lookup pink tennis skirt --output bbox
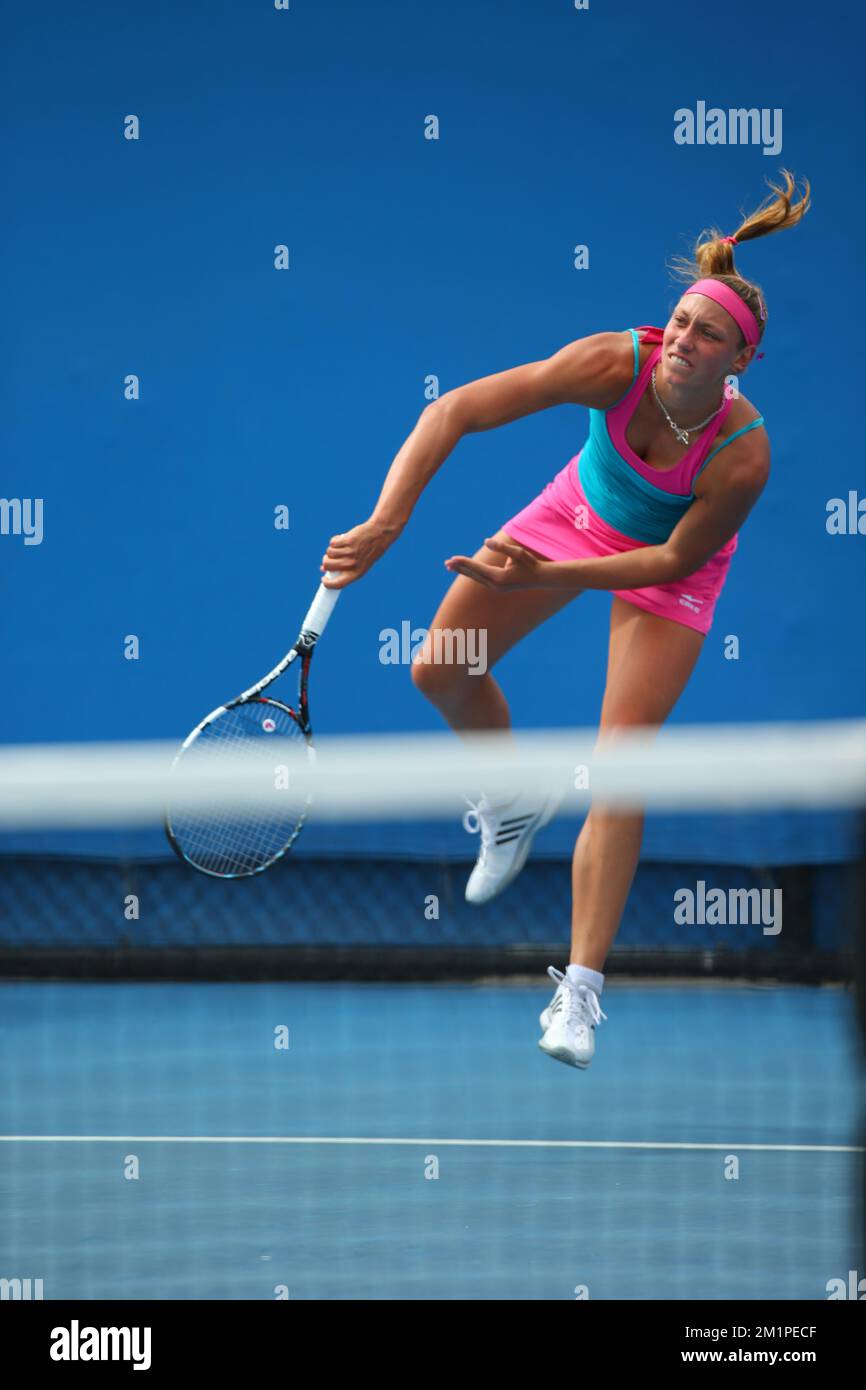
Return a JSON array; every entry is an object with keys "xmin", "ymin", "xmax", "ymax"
[{"xmin": 500, "ymin": 455, "xmax": 737, "ymax": 636}]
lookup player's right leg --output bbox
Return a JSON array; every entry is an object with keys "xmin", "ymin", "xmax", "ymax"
[{"xmin": 411, "ymin": 529, "xmax": 584, "ymax": 903}]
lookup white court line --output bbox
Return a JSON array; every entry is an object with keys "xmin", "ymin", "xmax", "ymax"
[{"xmin": 0, "ymin": 1136, "xmax": 861, "ymax": 1152}]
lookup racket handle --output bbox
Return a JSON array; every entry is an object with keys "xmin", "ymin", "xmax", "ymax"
[{"xmin": 300, "ymin": 573, "xmax": 341, "ymax": 641}]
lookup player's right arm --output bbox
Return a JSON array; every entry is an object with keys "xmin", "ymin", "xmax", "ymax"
[
  {"xmin": 321, "ymin": 332, "xmax": 631, "ymax": 588},
  {"xmin": 437, "ymin": 330, "xmax": 632, "ymax": 431}
]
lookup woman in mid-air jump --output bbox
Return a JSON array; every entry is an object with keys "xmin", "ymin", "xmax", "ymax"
[{"xmin": 322, "ymin": 169, "xmax": 810, "ymax": 1071}]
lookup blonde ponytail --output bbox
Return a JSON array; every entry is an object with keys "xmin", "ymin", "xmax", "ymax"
[{"xmin": 666, "ymin": 168, "xmax": 812, "ymax": 346}]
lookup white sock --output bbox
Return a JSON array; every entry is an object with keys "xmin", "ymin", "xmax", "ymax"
[{"xmin": 566, "ymin": 964, "xmax": 604, "ymax": 996}]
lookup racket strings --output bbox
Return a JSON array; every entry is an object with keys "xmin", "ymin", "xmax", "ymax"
[
  {"xmin": 172, "ymin": 763, "xmax": 305, "ymax": 872},
  {"xmin": 167, "ymin": 703, "xmax": 311, "ymax": 876}
]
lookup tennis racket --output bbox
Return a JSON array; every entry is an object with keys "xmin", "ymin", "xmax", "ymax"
[{"xmin": 165, "ymin": 575, "xmax": 341, "ymax": 877}]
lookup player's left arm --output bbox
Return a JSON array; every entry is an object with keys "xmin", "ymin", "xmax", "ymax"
[
  {"xmin": 662, "ymin": 427, "xmax": 770, "ymax": 583},
  {"xmin": 541, "ymin": 428, "xmax": 770, "ymax": 591},
  {"xmin": 445, "ymin": 428, "xmax": 770, "ymax": 592}
]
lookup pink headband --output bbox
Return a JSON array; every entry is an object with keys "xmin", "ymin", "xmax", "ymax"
[{"xmin": 684, "ymin": 278, "xmax": 765, "ymax": 351}]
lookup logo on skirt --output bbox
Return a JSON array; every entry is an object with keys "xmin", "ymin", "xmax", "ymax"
[{"xmin": 679, "ymin": 594, "xmax": 704, "ymax": 613}]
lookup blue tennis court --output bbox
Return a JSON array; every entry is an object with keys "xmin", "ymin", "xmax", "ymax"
[{"xmin": 2, "ymin": 978, "xmax": 860, "ymax": 1301}]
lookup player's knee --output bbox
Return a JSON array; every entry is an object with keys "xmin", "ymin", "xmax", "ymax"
[
  {"xmin": 410, "ymin": 653, "xmax": 449, "ymax": 700},
  {"xmin": 410, "ymin": 649, "xmax": 466, "ymax": 703}
]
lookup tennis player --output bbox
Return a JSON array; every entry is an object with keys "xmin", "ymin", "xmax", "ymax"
[{"xmin": 322, "ymin": 170, "xmax": 810, "ymax": 1070}]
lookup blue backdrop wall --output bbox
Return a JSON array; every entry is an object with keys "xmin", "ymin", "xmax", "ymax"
[{"xmin": 2, "ymin": 1, "xmax": 863, "ymax": 861}]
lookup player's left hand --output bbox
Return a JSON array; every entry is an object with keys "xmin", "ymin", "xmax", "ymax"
[{"xmin": 444, "ymin": 536, "xmax": 551, "ymax": 591}]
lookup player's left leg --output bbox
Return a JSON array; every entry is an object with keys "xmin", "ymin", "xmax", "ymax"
[
  {"xmin": 412, "ymin": 529, "xmax": 583, "ymax": 904},
  {"xmin": 539, "ymin": 597, "xmax": 705, "ymax": 1069}
]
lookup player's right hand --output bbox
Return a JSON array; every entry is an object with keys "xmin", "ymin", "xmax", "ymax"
[{"xmin": 321, "ymin": 518, "xmax": 400, "ymax": 588}]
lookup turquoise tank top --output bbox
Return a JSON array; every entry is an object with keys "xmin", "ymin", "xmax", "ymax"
[{"xmin": 576, "ymin": 327, "xmax": 765, "ymax": 545}]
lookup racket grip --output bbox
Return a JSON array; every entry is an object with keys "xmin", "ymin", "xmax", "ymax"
[{"xmin": 300, "ymin": 573, "xmax": 341, "ymax": 640}]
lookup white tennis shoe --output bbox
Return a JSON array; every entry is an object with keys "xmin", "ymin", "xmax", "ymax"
[
  {"xmin": 462, "ymin": 790, "xmax": 560, "ymax": 905},
  {"xmin": 538, "ymin": 967, "xmax": 607, "ymax": 1069}
]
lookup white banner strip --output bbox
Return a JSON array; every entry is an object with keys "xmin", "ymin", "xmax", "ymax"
[{"xmin": 0, "ymin": 720, "xmax": 864, "ymax": 827}]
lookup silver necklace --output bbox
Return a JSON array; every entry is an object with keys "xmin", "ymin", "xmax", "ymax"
[{"xmin": 650, "ymin": 366, "xmax": 724, "ymax": 445}]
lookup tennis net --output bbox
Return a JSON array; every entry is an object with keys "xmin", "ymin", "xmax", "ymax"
[
  {"xmin": 1, "ymin": 721, "xmax": 863, "ymax": 981},
  {"xmin": 0, "ymin": 720, "xmax": 864, "ymax": 1300}
]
